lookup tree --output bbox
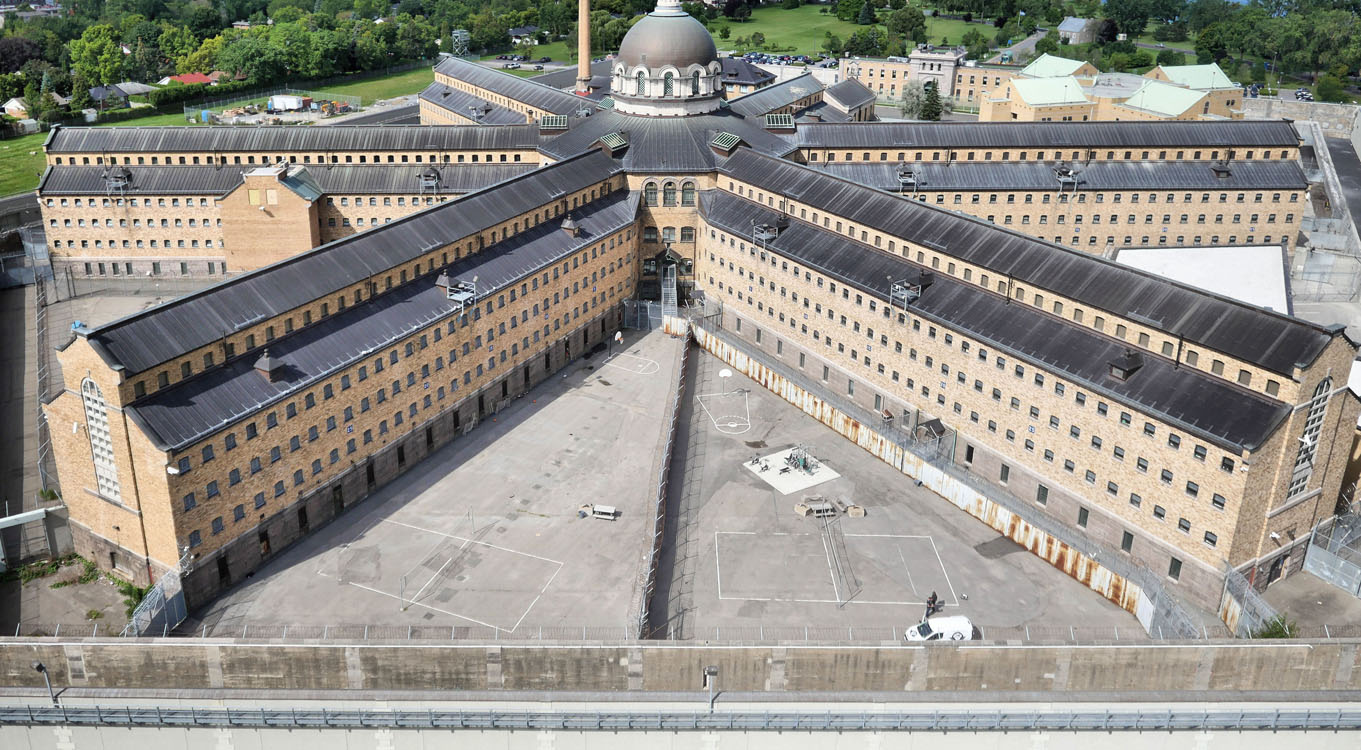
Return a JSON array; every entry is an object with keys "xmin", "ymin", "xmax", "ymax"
[
  {"xmin": 857, "ymin": 0, "xmax": 875, "ymax": 25},
  {"xmin": 898, "ymin": 78, "xmax": 927, "ymax": 118},
  {"xmin": 844, "ymin": 27, "xmax": 885, "ymax": 55},
  {"xmin": 886, "ymin": 7, "xmax": 928, "ymax": 45},
  {"xmin": 718, "ymin": 24, "xmax": 731, "ymax": 39},
  {"xmin": 69, "ymin": 24, "xmax": 125, "ymax": 87},
  {"xmin": 822, "ymin": 32, "xmax": 843, "ymax": 55},
  {"xmin": 1195, "ymin": 23, "xmax": 1228, "ymax": 64},
  {"xmin": 1316, "ymin": 74, "xmax": 1347, "ymax": 103},
  {"xmin": 1155, "ymin": 48, "xmax": 1185, "ymax": 66},
  {"xmin": 920, "ymin": 80, "xmax": 942, "ymax": 120},
  {"xmin": 780, "ymin": 0, "xmax": 801, "ymax": 8},
  {"xmin": 750, "ymin": 31, "xmax": 766, "ymax": 48},
  {"xmin": 0, "ymin": 36, "xmax": 42, "ymax": 74},
  {"xmin": 835, "ymin": 0, "xmax": 860, "ymax": 22},
  {"xmin": 183, "ymin": 5, "xmax": 224, "ymax": 40},
  {"xmin": 1104, "ymin": 0, "xmax": 1152, "ymax": 39}
]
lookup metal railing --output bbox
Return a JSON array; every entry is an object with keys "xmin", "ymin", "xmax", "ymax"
[
  {"xmin": 1305, "ymin": 513, "xmax": 1361, "ymax": 598},
  {"xmin": 686, "ymin": 302, "xmax": 1203, "ymax": 641},
  {"xmin": 3, "ymin": 705, "xmax": 1360, "ymax": 731},
  {"xmin": 1220, "ymin": 562, "xmax": 1280, "ymax": 637}
]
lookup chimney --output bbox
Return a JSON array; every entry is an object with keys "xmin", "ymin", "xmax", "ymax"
[
  {"xmin": 561, "ymin": 214, "xmax": 581, "ymax": 238},
  {"xmin": 576, "ymin": 0, "xmax": 591, "ymax": 94},
  {"xmin": 254, "ymin": 348, "xmax": 284, "ymax": 382}
]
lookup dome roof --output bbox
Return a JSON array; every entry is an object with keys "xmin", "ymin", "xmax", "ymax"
[{"xmin": 616, "ymin": 4, "xmax": 717, "ymax": 70}]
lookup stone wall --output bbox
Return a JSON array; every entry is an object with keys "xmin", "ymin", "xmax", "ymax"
[
  {"xmin": 1244, "ymin": 99, "xmax": 1361, "ymax": 140},
  {"xmin": 0, "ymin": 638, "xmax": 1358, "ymax": 694}
]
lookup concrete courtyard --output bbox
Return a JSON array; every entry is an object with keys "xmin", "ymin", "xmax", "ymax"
[
  {"xmin": 188, "ymin": 329, "xmax": 686, "ymax": 637},
  {"xmin": 651, "ymin": 349, "xmax": 1147, "ymax": 642}
]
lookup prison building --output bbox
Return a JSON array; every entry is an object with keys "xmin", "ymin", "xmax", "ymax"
[
  {"xmin": 812, "ymin": 158, "xmax": 1308, "ymax": 252},
  {"xmin": 425, "ymin": 56, "xmax": 585, "ymax": 125},
  {"xmin": 44, "ymin": 150, "xmax": 638, "ymax": 590},
  {"xmin": 39, "ymin": 162, "xmax": 539, "ymax": 276},
  {"xmin": 41, "ymin": 124, "xmax": 547, "ymax": 168},
  {"xmin": 699, "ymin": 148, "xmax": 1357, "ymax": 607}
]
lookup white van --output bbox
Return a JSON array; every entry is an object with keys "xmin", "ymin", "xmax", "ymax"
[{"xmin": 905, "ymin": 615, "xmax": 975, "ymax": 641}]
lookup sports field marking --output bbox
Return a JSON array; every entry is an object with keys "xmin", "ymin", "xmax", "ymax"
[
  {"xmin": 714, "ymin": 531, "xmax": 956, "ymax": 606},
  {"xmin": 319, "ymin": 517, "xmax": 564, "ymax": 632},
  {"xmin": 602, "ymin": 352, "xmax": 660, "ymax": 375},
  {"xmin": 696, "ymin": 389, "xmax": 752, "ymax": 434}
]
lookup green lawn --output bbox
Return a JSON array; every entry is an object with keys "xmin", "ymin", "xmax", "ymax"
[
  {"xmin": 319, "ymin": 66, "xmax": 435, "ymax": 105},
  {"xmin": 480, "ymin": 39, "xmax": 574, "ymax": 65},
  {"xmin": 0, "ymin": 132, "xmax": 50, "ymax": 195},
  {"xmin": 713, "ymin": 6, "xmax": 990, "ymax": 56}
]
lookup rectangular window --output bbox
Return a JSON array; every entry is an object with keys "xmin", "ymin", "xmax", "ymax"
[{"xmin": 1077, "ymin": 507, "xmax": 1089, "ymax": 528}]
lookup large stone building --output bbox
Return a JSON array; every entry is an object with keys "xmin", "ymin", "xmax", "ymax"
[{"xmin": 44, "ymin": 0, "xmax": 1355, "ymax": 615}]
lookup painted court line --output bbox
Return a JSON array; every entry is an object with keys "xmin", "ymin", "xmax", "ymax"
[
  {"xmin": 602, "ymin": 352, "xmax": 660, "ymax": 375},
  {"xmin": 696, "ymin": 389, "xmax": 751, "ymax": 434},
  {"xmin": 929, "ymin": 536, "xmax": 960, "ymax": 607},
  {"xmin": 381, "ymin": 518, "xmax": 565, "ymax": 565}
]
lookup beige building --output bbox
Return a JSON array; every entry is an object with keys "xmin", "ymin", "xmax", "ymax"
[
  {"xmin": 980, "ymin": 54, "xmax": 1244, "ymax": 123},
  {"xmin": 43, "ymin": 2, "xmax": 1350, "ymax": 617}
]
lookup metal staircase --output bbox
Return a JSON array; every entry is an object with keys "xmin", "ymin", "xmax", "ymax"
[{"xmin": 661, "ymin": 264, "xmax": 678, "ymax": 318}]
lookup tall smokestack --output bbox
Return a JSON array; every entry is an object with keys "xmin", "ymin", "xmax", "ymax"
[{"xmin": 576, "ymin": 0, "xmax": 591, "ymax": 94}]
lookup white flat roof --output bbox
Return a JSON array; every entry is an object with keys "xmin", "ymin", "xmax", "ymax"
[{"xmin": 1113, "ymin": 244, "xmax": 1291, "ymax": 314}]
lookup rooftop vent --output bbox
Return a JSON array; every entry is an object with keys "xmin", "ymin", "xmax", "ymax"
[
  {"xmin": 711, "ymin": 131, "xmax": 743, "ymax": 156},
  {"xmin": 1108, "ymin": 349, "xmax": 1143, "ymax": 381},
  {"xmin": 561, "ymin": 214, "xmax": 581, "ymax": 238},
  {"xmin": 539, "ymin": 114, "xmax": 569, "ymax": 131},
  {"xmin": 890, "ymin": 270, "xmax": 933, "ymax": 309},
  {"xmin": 897, "ymin": 164, "xmax": 920, "ymax": 191},
  {"xmin": 1210, "ymin": 160, "xmax": 1232, "ymax": 178},
  {"xmin": 597, "ymin": 131, "xmax": 629, "ymax": 156},
  {"xmin": 764, "ymin": 113, "xmax": 795, "ymax": 132},
  {"xmin": 254, "ymin": 348, "xmax": 284, "ymax": 382}
]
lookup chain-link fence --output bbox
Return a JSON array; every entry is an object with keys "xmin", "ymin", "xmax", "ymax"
[
  {"xmin": 685, "ymin": 299, "xmax": 1203, "ymax": 641},
  {"xmin": 1219, "ymin": 562, "xmax": 1281, "ymax": 637},
  {"xmin": 1304, "ymin": 513, "xmax": 1361, "ymax": 598}
]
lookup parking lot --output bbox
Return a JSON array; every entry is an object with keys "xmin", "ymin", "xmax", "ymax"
[
  {"xmin": 189, "ymin": 330, "xmax": 685, "ymax": 637},
  {"xmin": 653, "ymin": 348, "xmax": 1147, "ymax": 641}
]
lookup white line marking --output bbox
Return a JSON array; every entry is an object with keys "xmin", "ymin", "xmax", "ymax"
[
  {"xmin": 407, "ymin": 552, "xmax": 460, "ymax": 608},
  {"xmin": 381, "ymin": 518, "xmax": 563, "ymax": 565},
  {"xmin": 602, "ymin": 352, "xmax": 660, "ymax": 375},
  {"xmin": 820, "ymin": 531, "xmax": 840, "ymax": 603},
  {"xmin": 929, "ymin": 536, "xmax": 960, "ymax": 607},
  {"xmin": 696, "ymin": 390, "xmax": 751, "ymax": 435},
  {"xmin": 714, "ymin": 530, "xmax": 724, "ymax": 600},
  {"xmin": 510, "ymin": 561, "xmax": 564, "ymax": 634},
  {"xmin": 898, "ymin": 545, "xmax": 917, "ymax": 598},
  {"xmin": 314, "ymin": 573, "xmax": 505, "ymax": 631}
]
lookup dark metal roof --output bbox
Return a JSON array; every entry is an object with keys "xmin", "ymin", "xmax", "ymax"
[
  {"xmin": 720, "ymin": 57, "xmax": 776, "ymax": 87},
  {"xmin": 718, "ymin": 148, "xmax": 1335, "ymax": 376},
  {"xmin": 701, "ymin": 189, "xmax": 1290, "ymax": 451},
  {"xmin": 529, "ymin": 60, "xmax": 614, "ymax": 90},
  {"xmin": 84, "ymin": 150, "xmax": 624, "ymax": 375},
  {"xmin": 45, "ymin": 123, "xmax": 545, "ymax": 154},
  {"xmin": 824, "ymin": 79, "xmax": 875, "ymax": 110},
  {"xmin": 813, "ymin": 159, "xmax": 1309, "ymax": 192},
  {"xmin": 433, "ymin": 57, "xmax": 584, "ymax": 116},
  {"xmin": 727, "ymin": 74, "xmax": 825, "ymax": 118},
  {"xmin": 539, "ymin": 109, "xmax": 797, "ymax": 173},
  {"xmin": 418, "ymin": 82, "xmax": 527, "ymax": 126},
  {"xmin": 127, "ymin": 191, "xmax": 640, "ymax": 451},
  {"xmin": 37, "ymin": 163, "xmax": 538, "ymax": 197},
  {"xmin": 790, "ymin": 120, "xmax": 1302, "ymax": 150}
]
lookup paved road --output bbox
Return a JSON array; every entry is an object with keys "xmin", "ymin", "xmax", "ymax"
[{"xmin": 987, "ymin": 30, "xmax": 1044, "ymax": 64}]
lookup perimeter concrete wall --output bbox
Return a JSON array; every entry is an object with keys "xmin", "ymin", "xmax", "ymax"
[
  {"xmin": 1244, "ymin": 99, "xmax": 1360, "ymax": 140},
  {"xmin": 0, "ymin": 639, "xmax": 1358, "ymax": 694}
]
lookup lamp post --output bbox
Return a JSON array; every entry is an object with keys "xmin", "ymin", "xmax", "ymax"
[
  {"xmin": 32, "ymin": 662, "xmax": 56, "ymax": 705},
  {"xmin": 703, "ymin": 665, "xmax": 719, "ymax": 713}
]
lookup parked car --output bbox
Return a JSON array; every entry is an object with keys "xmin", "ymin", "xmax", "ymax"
[
  {"xmin": 1296, "ymin": 88, "xmax": 1314, "ymax": 101},
  {"xmin": 533, "ymin": 64, "xmax": 544, "ymax": 70},
  {"xmin": 540, "ymin": 56, "xmax": 552, "ymax": 62},
  {"xmin": 905, "ymin": 615, "xmax": 975, "ymax": 641}
]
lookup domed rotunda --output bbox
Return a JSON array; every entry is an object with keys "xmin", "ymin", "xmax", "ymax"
[{"xmin": 611, "ymin": 0, "xmax": 724, "ymax": 116}]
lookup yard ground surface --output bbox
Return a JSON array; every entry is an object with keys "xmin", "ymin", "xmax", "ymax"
[
  {"xmin": 650, "ymin": 348, "xmax": 1147, "ymax": 642},
  {"xmin": 186, "ymin": 330, "xmax": 684, "ymax": 638}
]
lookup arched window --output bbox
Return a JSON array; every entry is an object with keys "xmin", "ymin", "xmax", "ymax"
[
  {"xmin": 663, "ymin": 182, "xmax": 677, "ymax": 206},
  {"xmin": 644, "ymin": 182, "xmax": 658, "ymax": 206},
  {"xmin": 81, "ymin": 378, "xmax": 120, "ymax": 501},
  {"xmin": 636, "ymin": 71, "xmax": 646, "ymax": 95},
  {"xmin": 663, "ymin": 72, "xmax": 675, "ymax": 96},
  {"xmin": 681, "ymin": 181, "xmax": 696, "ymax": 206},
  {"xmin": 691, "ymin": 71, "xmax": 701, "ymax": 95}
]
